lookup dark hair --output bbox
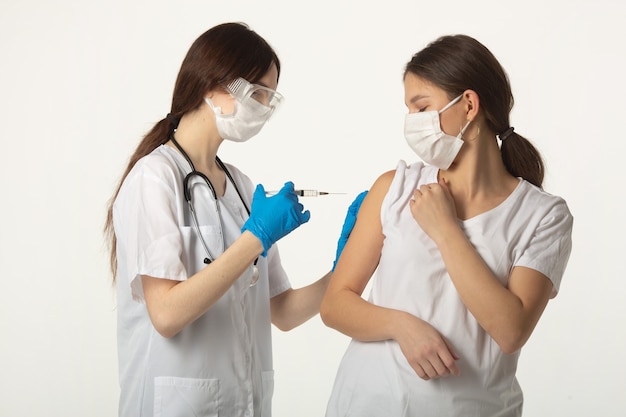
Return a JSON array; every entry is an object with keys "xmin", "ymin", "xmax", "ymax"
[
  {"xmin": 404, "ymin": 34, "xmax": 544, "ymax": 187},
  {"xmin": 104, "ymin": 22, "xmax": 281, "ymax": 282}
]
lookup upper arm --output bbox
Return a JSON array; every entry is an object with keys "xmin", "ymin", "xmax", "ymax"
[
  {"xmin": 142, "ymin": 275, "xmax": 179, "ymax": 305},
  {"xmin": 141, "ymin": 275, "xmax": 182, "ymax": 337},
  {"xmin": 507, "ymin": 266, "xmax": 554, "ymax": 341},
  {"xmin": 327, "ymin": 170, "xmax": 395, "ymax": 296}
]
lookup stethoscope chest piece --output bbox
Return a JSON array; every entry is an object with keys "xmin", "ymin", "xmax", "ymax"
[{"xmin": 250, "ymin": 265, "xmax": 259, "ymax": 287}]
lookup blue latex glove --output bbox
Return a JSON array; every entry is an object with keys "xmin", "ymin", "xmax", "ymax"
[
  {"xmin": 242, "ymin": 181, "xmax": 311, "ymax": 256},
  {"xmin": 332, "ymin": 190, "xmax": 368, "ymax": 271}
]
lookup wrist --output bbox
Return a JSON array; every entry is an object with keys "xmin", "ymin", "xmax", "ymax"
[{"xmin": 240, "ymin": 230, "xmax": 268, "ymax": 257}]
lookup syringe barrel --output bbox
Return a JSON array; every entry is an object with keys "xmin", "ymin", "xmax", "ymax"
[{"xmin": 296, "ymin": 189, "xmax": 319, "ymax": 197}]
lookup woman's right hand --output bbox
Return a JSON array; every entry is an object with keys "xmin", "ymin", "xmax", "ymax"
[
  {"xmin": 241, "ymin": 181, "xmax": 310, "ymax": 256},
  {"xmin": 395, "ymin": 313, "xmax": 461, "ymax": 380}
]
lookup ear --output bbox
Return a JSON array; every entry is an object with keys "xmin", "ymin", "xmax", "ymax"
[{"xmin": 462, "ymin": 90, "xmax": 480, "ymax": 122}]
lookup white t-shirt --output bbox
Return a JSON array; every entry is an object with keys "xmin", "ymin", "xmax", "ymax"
[
  {"xmin": 113, "ymin": 145, "xmax": 291, "ymax": 417},
  {"xmin": 326, "ymin": 160, "xmax": 573, "ymax": 417}
]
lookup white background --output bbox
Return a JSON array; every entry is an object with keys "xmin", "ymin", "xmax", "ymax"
[{"xmin": 1, "ymin": 0, "xmax": 624, "ymax": 416}]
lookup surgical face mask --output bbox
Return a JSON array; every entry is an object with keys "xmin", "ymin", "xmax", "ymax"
[
  {"xmin": 205, "ymin": 77, "xmax": 284, "ymax": 143},
  {"xmin": 404, "ymin": 94, "xmax": 470, "ymax": 170}
]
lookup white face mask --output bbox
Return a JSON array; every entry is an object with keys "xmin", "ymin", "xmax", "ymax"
[
  {"xmin": 204, "ymin": 77, "xmax": 283, "ymax": 143},
  {"xmin": 205, "ymin": 96, "xmax": 272, "ymax": 143},
  {"xmin": 404, "ymin": 94, "xmax": 470, "ymax": 170}
]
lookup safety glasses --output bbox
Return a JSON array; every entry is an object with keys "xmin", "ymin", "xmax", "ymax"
[{"xmin": 226, "ymin": 77, "xmax": 284, "ymax": 116}]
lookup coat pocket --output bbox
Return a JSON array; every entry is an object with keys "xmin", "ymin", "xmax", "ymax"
[{"xmin": 154, "ymin": 376, "xmax": 219, "ymax": 417}]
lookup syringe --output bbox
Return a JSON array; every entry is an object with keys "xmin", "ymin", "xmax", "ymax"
[{"xmin": 266, "ymin": 189, "xmax": 345, "ymax": 197}]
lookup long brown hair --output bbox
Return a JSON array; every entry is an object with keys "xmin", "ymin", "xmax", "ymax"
[
  {"xmin": 104, "ymin": 22, "xmax": 281, "ymax": 282},
  {"xmin": 404, "ymin": 34, "xmax": 544, "ymax": 187}
]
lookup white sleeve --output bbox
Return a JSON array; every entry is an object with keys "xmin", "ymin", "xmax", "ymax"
[
  {"xmin": 516, "ymin": 199, "xmax": 573, "ymax": 297},
  {"xmin": 114, "ymin": 158, "xmax": 188, "ymax": 301}
]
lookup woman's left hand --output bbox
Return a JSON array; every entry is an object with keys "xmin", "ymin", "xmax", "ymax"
[{"xmin": 409, "ymin": 178, "xmax": 458, "ymax": 243}]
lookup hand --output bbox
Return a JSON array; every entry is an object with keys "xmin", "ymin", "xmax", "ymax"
[
  {"xmin": 332, "ymin": 191, "xmax": 368, "ymax": 271},
  {"xmin": 409, "ymin": 178, "xmax": 458, "ymax": 243},
  {"xmin": 396, "ymin": 314, "xmax": 461, "ymax": 380},
  {"xmin": 242, "ymin": 181, "xmax": 310, "ymax": 256}
]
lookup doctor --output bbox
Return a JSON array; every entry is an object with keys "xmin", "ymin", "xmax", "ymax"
[{"xmin": 104, "ymin": 22, "xmax": 360, "ymax": 417}]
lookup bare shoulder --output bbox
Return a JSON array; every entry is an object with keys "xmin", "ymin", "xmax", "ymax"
[
  {"xmin": 368, "ymin": 169, "xmax": 396, "ymax": 199},
  {"xmin": 354, "ymin": 169, "xmax": 396, "ymax": 233}
]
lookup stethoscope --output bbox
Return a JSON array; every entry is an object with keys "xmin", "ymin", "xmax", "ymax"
[{"xmin": 170, "ymin": 133, "xmax": 260, "ymax": 286}]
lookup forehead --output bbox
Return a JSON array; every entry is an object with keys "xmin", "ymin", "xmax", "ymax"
[{"xmin": 404, "ymin": 73, "xmax": 443, "ymax": 100}]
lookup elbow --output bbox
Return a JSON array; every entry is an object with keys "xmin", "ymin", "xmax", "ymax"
[
  {"xmin": 155, "ymin": 326, "xmax": 180, "ymax": 339},
  {"xmin": 494, "ymin": 330, "xmax": 529, "ymax": 355},
  {"xmin": 319, "ymin": 296, "xmax": 336, "ymax": 329},
  {"xmin": 149, "ymin": 313, "xmax": 182, "ymax": 339},
  {"xmin": 497, "ymin": 340, "xmax": 522, "ymax": 355},
  {"xmin": 272, "ymin": 318, "xmax": 297, "ymax": 332}
]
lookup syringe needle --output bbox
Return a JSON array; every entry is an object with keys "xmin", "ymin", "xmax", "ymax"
[{"xmin": 265, "ymin": 189, "xmax": 345, "ymax": 197}]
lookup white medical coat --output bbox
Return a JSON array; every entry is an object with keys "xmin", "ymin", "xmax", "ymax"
[
  {"xmin": 113, "ymin": 145, "xmax": 291, "ymax": 417},
  {"xmin": 326, "ymin": 161, "xmax": 573, "ymax": 417}
]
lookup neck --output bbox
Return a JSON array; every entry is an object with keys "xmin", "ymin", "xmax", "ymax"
[
  {"xmin": 439, "ymin": 133, "xmax": 516, "ymax": 200},
  {"xmin": 168, "ymin": 110, "xmax": 222, "ymax": 172}
]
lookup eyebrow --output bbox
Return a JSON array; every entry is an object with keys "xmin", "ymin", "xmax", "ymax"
[{"xmin": 407, "ymin": 94, "xmax": 430, "ymax": 105}]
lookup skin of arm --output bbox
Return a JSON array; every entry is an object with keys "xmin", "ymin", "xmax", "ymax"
[
  {"xmin": 410, "ymin": 179, "xmax": 554, "ymax": 354},
  {"xmin": 142, "ymin": 230, "xmax": 264, "ymax": 339},
  {"xmin": 321, "ymin": 171, "xmax": 460, "ymax": 380},
  {"xmin": 143, "ymin": 230, "xmax": 333, "ymax": 337},
  {"xmin": 270, "ymin": 271, "xmax": 331, "ymax": 331}
]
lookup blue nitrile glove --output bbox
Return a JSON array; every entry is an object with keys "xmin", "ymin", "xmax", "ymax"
[
  {"xmin": 242, "ymin": 181, "xmax": 311, "ymax": 256},
  {"xmin": 332, "ymin": 190, "xmax": 368, "ymax": 271}
]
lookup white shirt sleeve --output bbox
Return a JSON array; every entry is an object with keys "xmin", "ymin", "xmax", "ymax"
[
  {"xmin": 114, "ymin": 156, "xmax": 188, "ymax": 301},
  {"xmin": 516, "ymin": 199, "xmax": 573, "ymax": 297}
]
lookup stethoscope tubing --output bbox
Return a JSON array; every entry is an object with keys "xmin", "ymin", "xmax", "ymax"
[{"xmin": 169, "ymin": 134, "xmax": 256, "ymax": 271}]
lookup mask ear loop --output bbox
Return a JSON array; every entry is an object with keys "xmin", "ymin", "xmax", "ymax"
[
  {"xmin": 460, "ymin": 121, "xmax": 480, "ymax": 142},
  {"xmin": 438, "ymin": 94, "xmax": 463, "ymax": 114}
]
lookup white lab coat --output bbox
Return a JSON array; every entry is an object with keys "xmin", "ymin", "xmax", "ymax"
[
  {"xmin": 326, "ymin": 160, "xmax": 573, "ymax": 417},
  {"xmin": 113, "ymin": 145, "xmax": 291, "ymax": 417}
]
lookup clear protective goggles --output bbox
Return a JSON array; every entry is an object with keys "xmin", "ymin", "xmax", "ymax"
[{"xmin": 226, "ymin": 77, "xmax": 284, "ymax": 116}]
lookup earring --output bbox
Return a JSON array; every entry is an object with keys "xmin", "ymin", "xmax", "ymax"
[{"xmin": 464, "ymin": 125, "xmax": 480, "ymax": 142}]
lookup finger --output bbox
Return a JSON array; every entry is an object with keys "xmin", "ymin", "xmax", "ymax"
[
  {"xmin": 411, "ymin": 363, "xmax": 430, "ymax": 381},
  {"xmin": 419, "ymin": 350, "xmax": 453, "ymax": 379},
  {"xmin": 253, "ymin": 184, "xmax": 266, "ymax": 200},
  {"xmin": 349, "ymin": 190, "xmax": 368, "ymax": 213},
  {"xmin": 420, "ymin": 360, "xmax": 440, "ymax": 379},
  {"xmin": 444, "ymin": 339, "xmax": 460, "ymax": 360},
  {"xmin": 427, "ymin": 355, "xmax": 453, "ymax": 378},
  {"xmin": 442, "ymin": 341, "xmax": 461, "ymax": 376},
  {"xmin": 280, "ymin": 181, "xmax": 295, "ymax": 195}
]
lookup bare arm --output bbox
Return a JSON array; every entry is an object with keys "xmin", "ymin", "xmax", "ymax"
[
  {"xmin": 270, "ymin": 271, "xmax": 332, "ymax": 331},
  {"xmin": 321, "ymin": 171, "xmax": 460, "ymax": 379},
  {"xmin": 411, "ymin": 180, "xmax": 553, "ymax": 354},
  {"xmin": 320, "ymin": 171, "xmax": 395, "ymax": 340},
  {"xmin": 142, "ymin": 231, "xmax": 264, "ymax": 338},
  {"xmin": 434, "ymin": 226, "xmax": 551, "ymax": 354}
]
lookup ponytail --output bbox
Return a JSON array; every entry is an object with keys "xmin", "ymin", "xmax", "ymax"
[
  {"xmin": 499, "ymin": 129, "xmax": 544, "ymax": 188},
  {"xmin": 103, "ymin": 115, "xmax": 178, "ymax": 283}
]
